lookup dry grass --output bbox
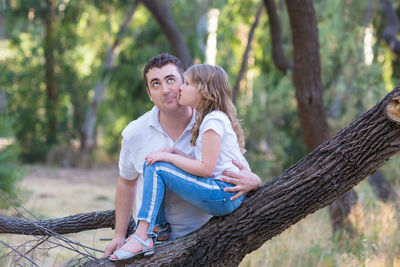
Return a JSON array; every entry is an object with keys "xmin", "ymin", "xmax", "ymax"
[
  {"xmin": 1, "ymin": 164, "xmax": 118, "ymax": 266},
  {"xmin": 240, "ymin": 182, "xmax": 400, "ymax": 267}
]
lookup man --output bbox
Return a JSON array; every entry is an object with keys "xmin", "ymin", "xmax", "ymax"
[{"xmin": 105, "ymin": 53, "xmax": 261, "ymax": 257}]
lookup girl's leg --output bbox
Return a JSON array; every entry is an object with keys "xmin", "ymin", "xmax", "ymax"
[
  {"xmin": 110, "ymin": 163, "xmax": 165, "ymax": 259},
  {"xmin": 150, "ymin": 162, "xmax": 244, "ymax": 216}
]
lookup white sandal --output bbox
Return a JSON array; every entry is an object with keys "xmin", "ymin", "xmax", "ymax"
[{"xmin": 109, "ymin": 234, "xmax": 154, "ymax": 261}]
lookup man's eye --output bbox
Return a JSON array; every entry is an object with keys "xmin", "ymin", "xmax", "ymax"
[
  {"xmin": 167, "ymin": 78, "xmax": 175, "ymax": 83},
  {"xmin": 152, "ymin": 82, "xmax": 160, "ymax": 87}
]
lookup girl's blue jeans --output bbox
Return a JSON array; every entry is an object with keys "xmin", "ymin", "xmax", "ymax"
[{"xmin": 136, "ymin": 161, "xmax": 244, "ymax": 236}]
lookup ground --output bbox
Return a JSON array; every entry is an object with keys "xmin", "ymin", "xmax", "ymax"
[{"xmin": 1, "ymin": 164, "xmax": 118, "ymax": 266}]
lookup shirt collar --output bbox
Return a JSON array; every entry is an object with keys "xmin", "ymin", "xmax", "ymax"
[
  {"xmin": 149, "ymin": 105, "xmax": 196, "ymax": 134},
  {"xmin": 149, "ymin": 105, "xmax": 162, "ymax": 130}
]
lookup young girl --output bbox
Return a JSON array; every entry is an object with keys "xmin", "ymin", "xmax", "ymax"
[{"xmin": 110, "ymin": 64, "xmax": 250, "ymax": 261}]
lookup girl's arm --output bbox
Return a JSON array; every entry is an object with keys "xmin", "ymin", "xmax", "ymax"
[
  {"xmin": 159, "ymin": 147, "xmax": 195, "ymax": 160},
  {"xmin": 145, "ymin": 129, "xmax": 221, "ymax": 177}
]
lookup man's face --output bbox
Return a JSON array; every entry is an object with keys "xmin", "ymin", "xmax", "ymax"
[{"xmin": 146, "ymin": 64, "xmax": 183, "ymax": 113}]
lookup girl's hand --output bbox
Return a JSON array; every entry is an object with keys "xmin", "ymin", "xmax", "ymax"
[{"xmin": 145, "ymin": 151, "xmax": 172, "ymax": 165}]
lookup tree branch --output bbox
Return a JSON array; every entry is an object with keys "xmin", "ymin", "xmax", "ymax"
[
  {"xmin": 263, "ymin": 0, "xmax": 292, "ymax": 73},
  {"xmin": 141, "ymin": 0, "xmax": 192, "ymax": 68},
  {"xmin": 232, "ymin": 3, "xmax": 263, "ymax": 104},
  {"xmin": 0, "ymin": 210, "xmax": 135, "ymax": 236}
]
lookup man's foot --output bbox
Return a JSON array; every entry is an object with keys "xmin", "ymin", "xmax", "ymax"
[
  {"xmin": 154, "ymin": 223, "xmax": 171, "ymax": 242},
  {"xmin": 109, "ymin": 233, "xmax": 154, "ymax": 261}
]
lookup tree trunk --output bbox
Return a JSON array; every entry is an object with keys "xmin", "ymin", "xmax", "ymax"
[
  {"xmin": 368, "ymin": 170, "xmax": 399, "ymax": 203},
  {"xmin": 285, "ymin": 0, "xmax": 358, "ymax": 237},
  {"xmin": 381, "ymin": 0, "xmax": 400, "ymax": 55},
  {"xmin": 80, "ymin": 2, "xmax": 137, "ymax": 164},
  {"xmin": 263, "ymin": 0, "xmax": 292, "ymax": 73},
  {"xmin": 141, "ymin": 0, "xmax": 192, "ymax": 68},
  {"xmin": 232, "ymin": 4, "xmax": 263, "ymax": 104},
  {"xmin": 2, "ymin": 88, "xmax": 400, "ymax": 266},
  {"xmin": 285, "ymin": 0, "xmax": 331, "ymax": 151},
  {"xmin": 44, "ymin": 0, "xmax": 58, "ymax": 145}
]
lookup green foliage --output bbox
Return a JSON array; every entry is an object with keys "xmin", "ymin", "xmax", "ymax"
[{"xmin": 0, "ymin": 116, "xmax": 22, "ymax": 208}]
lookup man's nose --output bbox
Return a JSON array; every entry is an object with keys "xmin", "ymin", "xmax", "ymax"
[{"xmin": 161, "ymin": 82, "xmax": 171, "ymax": 94}]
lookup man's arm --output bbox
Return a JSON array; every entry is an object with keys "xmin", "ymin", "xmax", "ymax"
[
  {"xmin": 220, "ymin": 160, "xmax": 262, "ymax": 201},
  {"xmin": 104, "ymin": 176, "xmax": 137, "ymax": 257}
]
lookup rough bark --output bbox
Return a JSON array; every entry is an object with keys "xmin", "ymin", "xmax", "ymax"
[
  {"xmin": 141, "ymin": 0, "xmax": 192, "ymax": 68},
  {"xmin": 381, "ymin": 0, "xmax": 400, "ymax": 55},
  {"xmin": 0, "ymin": 210, "xmax": 135, "ymax": 236},
  {"xmin": 44, "ymin": 0, "xmax": 57, "ymax": 145},
  {"xmin": 80, "ymin": 2, "xmax": 137, "ymax": 160},
  {"xmin": 3, "ymin": 88, "xmax": 400, "ymax": 266},
  {"xmin": 263, "ymin": 0, "xmax": 292, "ymax": 73},
  {"xmin": 232, "ymin": 4, "xmax": 263, "ymax": 104}
]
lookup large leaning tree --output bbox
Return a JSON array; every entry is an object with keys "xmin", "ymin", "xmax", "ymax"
[{"xmin": 1, "ymin": 87, "xmax": 400, "ymax": 266}]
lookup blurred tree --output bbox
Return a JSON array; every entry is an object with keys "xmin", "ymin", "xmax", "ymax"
[
  {"xmin": 285, "ymin": 0, "xmax": 358, "ymax": 237},
  {"xmin": 80, "ymin": 1, "xmax": 138, "ymax": 165},
  {"xmin": 141, "ymin": 0, "xmax": 192, "ymax": 68},
  {"xmin": 263, "ymin": 0, "xmax": 292, "ymax": 73},
  {"xmin": 44, "ymin": 0, "xmax": 57, "ymax": 146},
  {"xmin": 232, "ymin": 2, "xmax": 263, "ymax": 104}
]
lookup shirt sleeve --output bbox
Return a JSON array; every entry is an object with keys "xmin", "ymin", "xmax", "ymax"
[
  {"xmin": 200, "ymin": 113, "xmax": 226, "ymax": 138},
  {"xmin": 118, "ymin": 138, "xmax": 139, "ymax": 180}
]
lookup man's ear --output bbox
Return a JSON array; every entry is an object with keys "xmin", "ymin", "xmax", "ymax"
[{"xmin": 146, "ymin": 87, "xmax": 153, "ymax": 102}]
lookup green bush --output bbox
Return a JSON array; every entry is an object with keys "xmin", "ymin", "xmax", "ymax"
[{"xmin": 0, "ymin": 116, "xmax": 22, "ymax": 208}]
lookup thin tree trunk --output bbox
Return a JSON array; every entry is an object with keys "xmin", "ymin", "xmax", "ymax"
[
  {"xmin": 285, "ymin": 0, "xmax": 358, "ymax": 237},
  {"xmin": 2, "ymin": 88, "xmax": 400, "ymax": 266},
  {"xmin": 44, "ymin": 0, "xmax": 57, "ymax": 145},
  {"xmin": 80, "ymin": 2, "xmax": 137, "ymax": 161},
  {"xmin": 381, "ymin": 0, "xmax": 400, "ymax": 55},
  {"xmin": 232, "ymin": 4, "xmax": 263, "ymax": 105},
  {"xmin": 368, "ymin": 170, "xmax": 399, "ymax": 203},
  {"xmin": 263, "ymin": 0, "xmax": 292, "ymax": 73},
  {"xmin": 141, "ymin": 0, "xmax": 192, "ymax": 68}
]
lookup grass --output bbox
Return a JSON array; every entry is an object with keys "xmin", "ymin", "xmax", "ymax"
[
  {"xmin": 1, "ymin": 164, "xmax": 400, "ymax": 266},
  {"xmin": 240, "ymin": 181, "xmax": 400, "ymax": 267}
]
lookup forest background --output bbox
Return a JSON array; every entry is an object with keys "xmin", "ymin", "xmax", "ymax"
[{"xmin": 1, "ymin": 0, "xmax": 400, "ymax": 266}]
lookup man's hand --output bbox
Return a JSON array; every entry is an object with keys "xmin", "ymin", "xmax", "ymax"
[
  {"xmin": 220, "ymin": 160, "xmax": 262, "ymax": 201},
  {"xmin": 104, "ymin": 235, "xmax": 126, "ymax": 257}
]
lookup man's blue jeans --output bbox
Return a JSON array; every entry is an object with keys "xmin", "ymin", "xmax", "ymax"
[{"xmin": 137, "ymin": 162, "xmax": 244, "ymax": 235}]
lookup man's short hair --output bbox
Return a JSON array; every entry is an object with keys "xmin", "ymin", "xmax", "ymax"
[{"xmin": 143, "ymin": 53, "xmax": 185, "ymax": 86}]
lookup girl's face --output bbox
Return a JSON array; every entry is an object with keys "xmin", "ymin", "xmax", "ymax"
[{"xmin": 179, "ymin": 74, "xmax": 200, "ymax": 108}]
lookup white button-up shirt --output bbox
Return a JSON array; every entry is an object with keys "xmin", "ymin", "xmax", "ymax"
[{"xmin": 119, "ymin": 106, "xmax": 211, "ymax": 239}]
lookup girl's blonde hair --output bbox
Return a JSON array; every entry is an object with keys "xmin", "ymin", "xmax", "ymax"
[{"xmin": 185, "ymin": 64, "xmax": 246, "ymax": 154}]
